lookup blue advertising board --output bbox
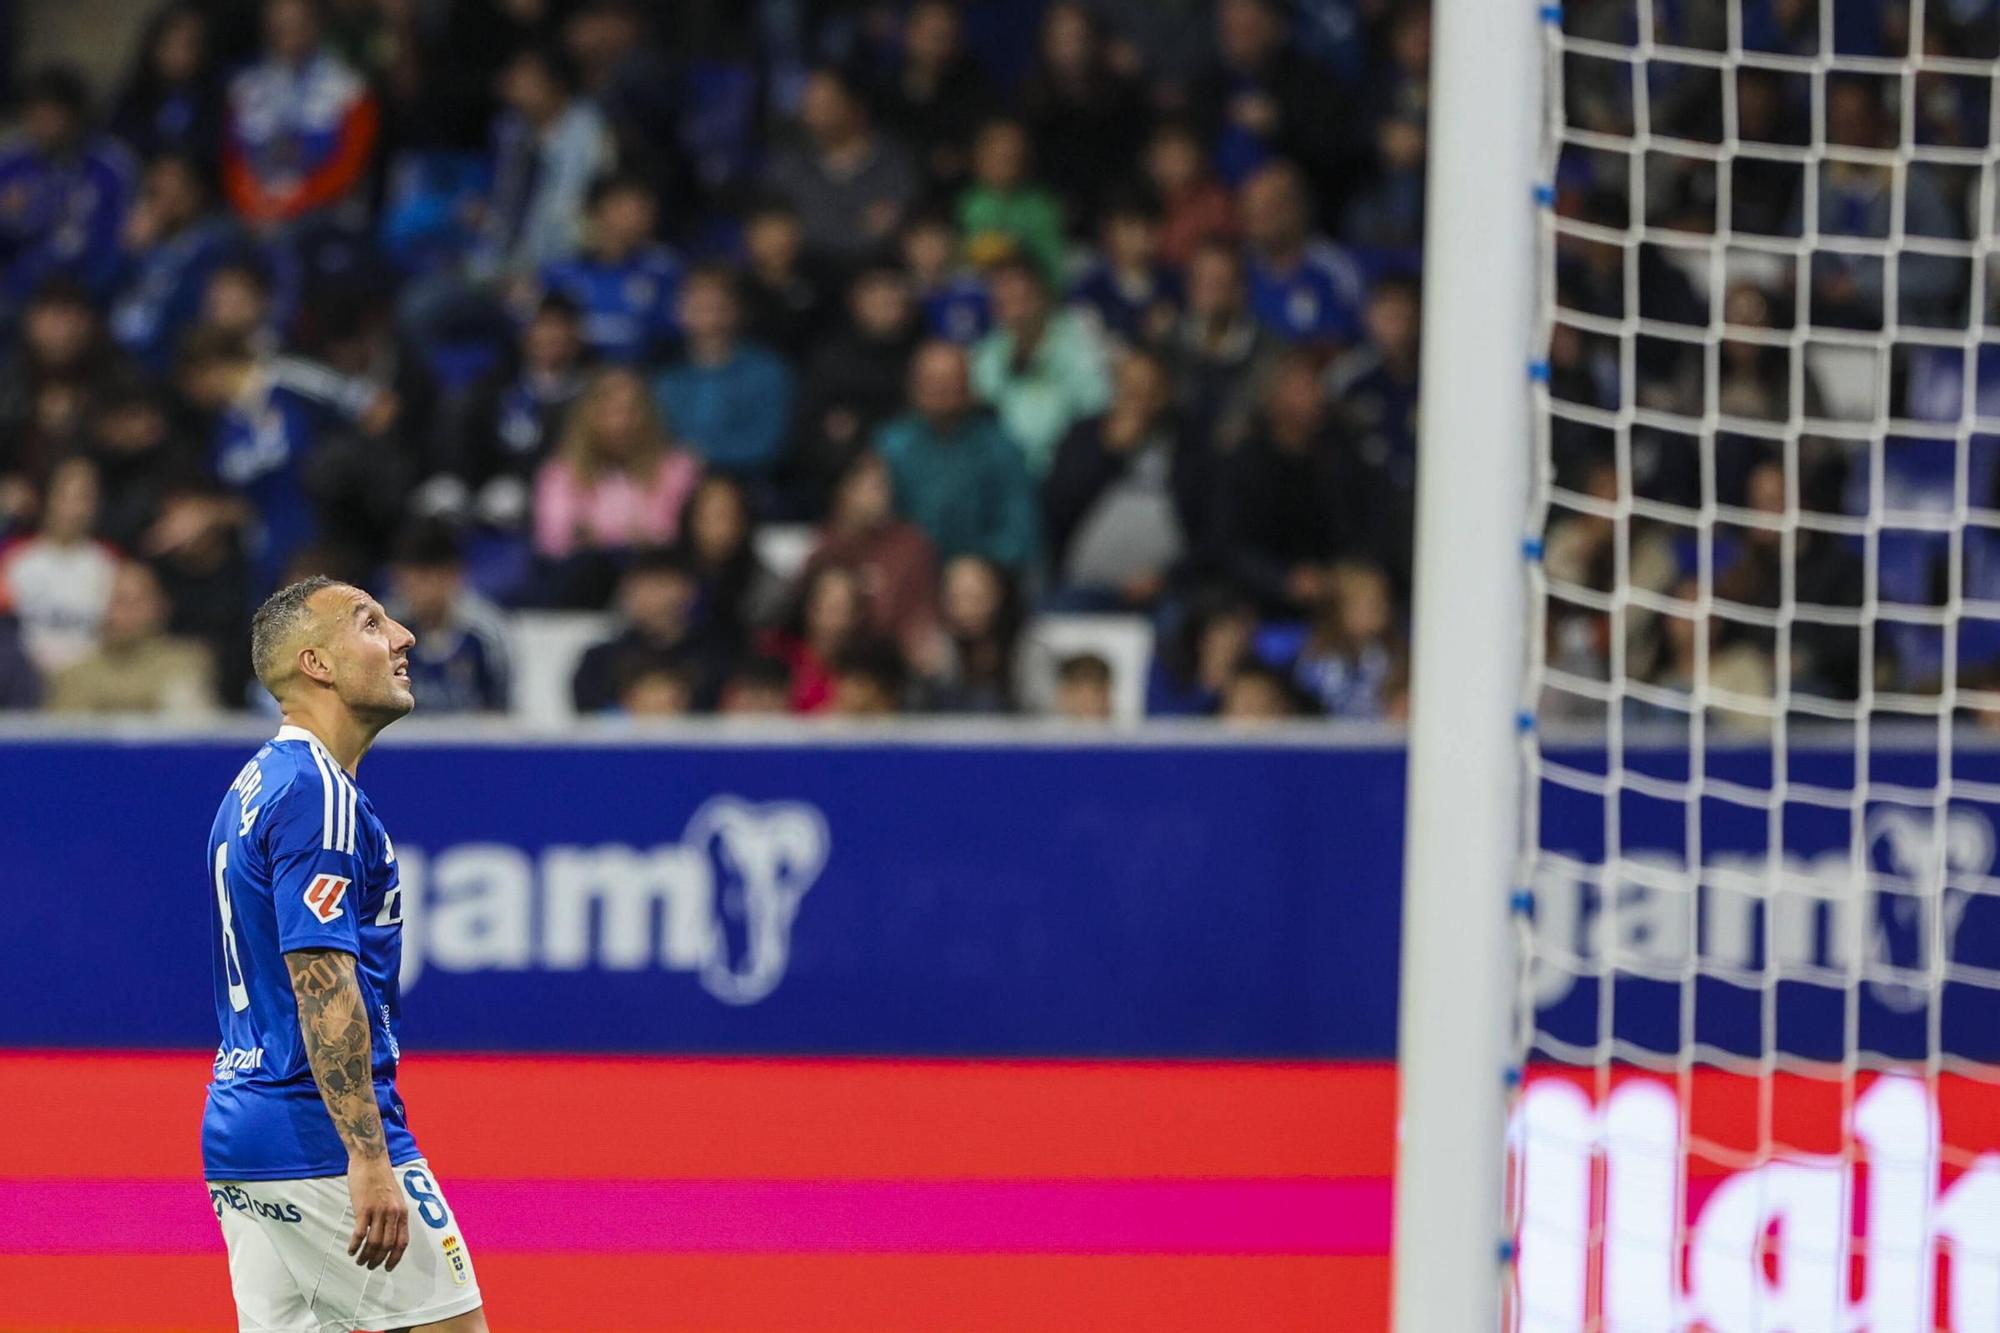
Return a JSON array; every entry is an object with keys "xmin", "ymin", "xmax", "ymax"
[
  {"xmin": 0, "ymin": 734, "xmax": 1403, "ymax": 1058},
  {"xmin": 11, "ymin": 731, "xmax": 1993, "ymax": 1061}
]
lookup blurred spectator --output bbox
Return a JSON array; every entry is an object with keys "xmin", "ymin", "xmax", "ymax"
[
  {"xmin": 0, "ymin": 280, "xmax": 123, "ymax": 508},
  {"xmin": 829, "ymin": 637, "xmax": 907, "ymax": 717},
  {"xmin": 0, "ymin": 456, "xmax": 118, "ymax": 675},
  {"xmin": 1219, "ymin": 659, "xmax": 1302, "ymax": 723},
  {"xmin": 765, "ymin": 68, "xmax": 920, "ymax": 266},
  {"xmin": 1289, "ymin": 562, "xmax": 1407, "ymax": 720},
  {"xmin": 481, "ymin": 43, "xmax": 614, "ymax": 278},
  {"xmin": 720, "ymin": 654, "xmax": 793, "ymax": 715},
  {"xmin": 1800, "ymin": 78, "xmax": 1962, "ymax": 329},
  {"xmin": 901, "ymin": 207, "xmax": 991, "ymax": 345},
  {"xmin": 572, "ymin": 549, "xmax": 717, "ymax": 713},
  {"xmin": 791, "ymin": 263, "xmax": 922, "ymax": 510},
  {"xmin": 537, "ymin": 173, "xmax": 681, "ymax": 364},
  {"xmin": 739, "ymin": 199, "xmax": 834, "ymax": 364},
  {"xmin": 1191, "ymin": 0, "xmax": 1357, "ymax": 196},
  {"xmin": 199, "ymin": 258, "xmax": 280, "ymax": 353},
  {"xmin": 1144, "ymin": 118, "xmax": 1239, "ymax": 269},
  {"xmin": 1328, "ymin": 276, "xmax": 1420, "ymax": 588},
  {"xmin": 870, "ymin": 0, "xmax": 996, "ymax": 193},
  {"xmin": 1542, "ymin": 460, "xmax": 1680, "ymax": 685},
  {"xmin": 45, "ymin": 558, "xmax": 215, "ymax": 714},
  {"xmin": 110, "ymin": 4, "xmax": 226, "ymax": 169},
  {"xmin": 1148, "ymin": 589, "xmax": 1258, "ymax": 716},
  {"xmin": 877, "ymin": 340, "xmax": 1037, "ymax": 571},
  {"xmin": 920, "ymin": 553, "xmax": 1022, "ymax": 714},
  {"xmin": 1042, "ymin": 347, "xmax": 1195, "ymax": 610},
  {"xmin": 427, "ymin": 294, "xmax": 587, "ymax": 531},
  {"xmin": 0, "ymin": 610, "xmax": 39, "ymax": 709},
  {"xmin": 1212, "ymin": 350, "xmax": 1364, "ymax": 616},
  {"xmin": 652, "ymin": 265, "xmax": 795, "ymax": 484},
  {"xmin": 677, "ymin": 473, "xmax": 785, "ymax": 650},
  {"xmin": 0, "ymin": 66, "xmax": 135, "ymax": 312},
  {"xmin": 110, "ymin": 151, "xmax": 245, "ymax": 374},
  {"xmin": 223, "ymin": 0, "xmax": 379, "ymax": 231},
  {"xmin": 805, "ymin": 452, "xmax": 940, "ymax": 663},
  {"xmin": 178, "ymin": 327, "xmax": 381, "ymax": 597},
  {"xmin": 1070, "ymin": 189, "xmax": 1183, "ymax": 349},
  {"xmin": 1053, "ymin": 650, "xmax": 1114, "ymax": 721},
  {"xmin": 1714, "ymin": 460, "xmax": 1864, "ymax": 699},
  {"xmin": 385, "ymin": 520, "xmax": 511, "ymax": 713},
  {"xmin": 1241, "ymin": 159, "xmax": 1365, "ymax": 347},
  {"xmin": 971, "ymin": 257, "xmax": 1112, "ymax": 475},
  {"xmin": 1020, "ymin": 3, "xmax": 1149, "ymax": 233},
  {"xmin": 618, "ymin": 658, "xmax": 697, "ymax": 717},
  {"xmin": 533, "ymin": 366, "xmax": 703, "ymax": 604},
  {"xmin": 762, "ymin": 562, "xmax": 868, "ymax": 713},
  {"xmin": 85, "ymin": 375, "xmax": 201, "ymax": 554},
  {"xmin": 563, "ymin": 0, "xmax": 682, "ymax": 187},
  {"xmin": 1627, "ymin": 576, "xmax": 1775, "ymax": 735},
  {"xmin": 1341, "ymin": 5, "xmax": 1429, "ymax": 249},
  {"xmin": 958, "ymin": 118, "xmax": 1066, "ymax": 283},
  {"xmin": 1169, "ymin": 237, "xmax": 1280, "ymax": 457}
]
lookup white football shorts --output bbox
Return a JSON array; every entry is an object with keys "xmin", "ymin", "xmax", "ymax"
[{"xmin": 207, "ymin": 1157, "xmax": 482, "ymax": 1332}]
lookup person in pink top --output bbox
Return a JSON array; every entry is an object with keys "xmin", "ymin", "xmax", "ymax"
[{"xmin": 533, "ymin": 366, "xmax": 701, "ymax": 605}]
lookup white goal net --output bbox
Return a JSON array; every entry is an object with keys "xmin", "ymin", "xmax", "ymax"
[{"xmin": 1514, "ymin": 0, "xmax": 2000, "ymax": 1328}]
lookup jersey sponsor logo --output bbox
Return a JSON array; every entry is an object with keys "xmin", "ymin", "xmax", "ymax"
[
  {"xmin": 394, "ymin": 795, "xmax": 828, "ymax": 1004},
  {"xmin": 440, "ymin": 1233, "xmax": 471, "ymax": 1286},
  {"xmin": 304, "ymin": 873, "xmax": 351, "ymax": 923},
  {"xmin": 209, "ymin": 1185, "xmax": 303, "ymax": 1224},
  {"xmin": 211, "ymin": 1045, "xmax": 264, "ymax": 1078}
]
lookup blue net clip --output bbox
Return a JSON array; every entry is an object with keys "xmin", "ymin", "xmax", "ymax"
[
  {"xmin": 1510, "ymin": 889, "xmax": 1535, "ymax": 916},
  {"xmin": 1539, "ymin": 3, "xmax": 1562, "ymax": 24},
  {"xmin": 1528, "ymin": 359, "xmax": 1551, "ymax": 383},
  {"xmin": 1516, "ymin": 710, "xmax": 1536, "ymax": 735},
  {"xmin": 1533, "ymin": 182, "xmax": 1557, "ymax": 208},
  {"xmin": 1521, "ymin": 535, "xmax": 1544, "ymax": 563}
]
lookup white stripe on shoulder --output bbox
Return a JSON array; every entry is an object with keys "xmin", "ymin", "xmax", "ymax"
[
  {"xmin": 342, "ymin": 771, "xmax": 358, "ymax": 855},
  {"xmin": 306, "ymin": 743, "xmax": 338, "ymax": 851}
]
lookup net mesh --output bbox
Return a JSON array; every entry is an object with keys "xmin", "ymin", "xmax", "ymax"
[{"xmin": 1514, "ymin": 0, "xmax": 2000, "ymax": 1327}]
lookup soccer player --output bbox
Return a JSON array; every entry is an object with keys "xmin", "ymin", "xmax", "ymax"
[{"xmin": 203, "ymin": 576, "xmax": 487, "ymax": 1332}]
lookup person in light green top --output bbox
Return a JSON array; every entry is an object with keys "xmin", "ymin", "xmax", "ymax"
[
  {"xmin": 969, "ymin": 256, "xmax": 1113, "ymax": 476},
  {"xmin": 957, "ymin": 118, "xmax": 1067, "ymax": 284}
]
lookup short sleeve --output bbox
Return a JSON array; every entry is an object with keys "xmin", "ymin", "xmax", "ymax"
[{"xmin": 261, "ymin": 761, "xmax": 367, "ymax": 955}]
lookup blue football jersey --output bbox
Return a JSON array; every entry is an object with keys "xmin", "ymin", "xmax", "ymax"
[{"xmin": 201, "ymin": 724, "xmax": 420, "ymax": 1180}]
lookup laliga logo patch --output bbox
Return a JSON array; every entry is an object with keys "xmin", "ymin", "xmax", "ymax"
[
  {"xmin": 304, "ymin": 873, "xmax": 351, "ymax": 923},
  {"xmin": 441, "ymin": 1234, "xmax": 470, "ymax": 1286}
]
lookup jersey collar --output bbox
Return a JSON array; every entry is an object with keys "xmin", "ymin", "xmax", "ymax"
[{"xmin": 274, "ymin": 723, "xmax": 328, "ymax": 753}]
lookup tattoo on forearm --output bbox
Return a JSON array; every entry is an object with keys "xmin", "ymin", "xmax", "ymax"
[{"xmin": 285, "ymin": 949, "xmax": 386, "ymax": 1160}]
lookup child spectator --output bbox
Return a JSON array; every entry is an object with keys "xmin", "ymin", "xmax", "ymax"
[
  {"xmin": 572, "ymin": 549, "xmax": 719, "ymax": 713},
  {"xmin": 921, "ymin": 553, "xmax": 1021, "ymax": 714},
  {"xmin": 901, "ymin": 207, "xmax": 991, "ymax": 345},
  {"xmin": 677, "ymin": 473, "xmax": 785, "ymax": 649},
  {"xmin": 829, "ymin": 638, "xmax": 908, "ymax": 718},
  {"xmin": 652, "ymin": 264, "xmax": 795, "ymax": 485},
  {"xmin": 1219, "ymin": 659, "xmax": 1302, "ymax": 723},
  {"xmin": 762, "ymin": 562, "xmax": 869, "ymax": 714},
  {"xmin": 533, "ymin": 366, "xmax": 702, "ymax": 604},
  {"xmin": 45, "ymin": 558, "xmax": 215, "ymax": 715},
  {"xmin": 720, "ymin": 654, "xmax": 794, "ymax": 715},
  {"xmin": 618, "ymin": 659, "xmax": 698, "ymax": 717},
  {"xmin": 958, "ymin": 118, "xmax": 1066, "ymax": 284},
  {"xmin": 1053, "ymin": 651, "xmax": 1115, "ymax": 721},
  {"xmin": 970, "ymin": 257, "xmax": 1112, "ymax": 475},
  {"xmin": 1290, "ymin": 562, "xmax": 1407, "ymax": 720},
  {"xmin": 1148, "ymin": 588, "xmax": 1258, "ymax": 716},
  {"xmin": 1069, "ymin": 190, "xmax": 1183, "ymax": 349},
  {"xmin": 385, "ymin": 520, "xmax": 512, "ymax": 713},
  {"xmin": 222, "ymin": 0, "xmax": 379, "ymax": 231},
  {"xmin": 536, "ymin": 173, "xmax": 681, "ymax": 363},
  {"xmin": 738, "ymin": 199, "xmax": 832, "ymax": 363},
  {"xmin": 1144, "ymin": 119, "xmax": 1239, "ymax": 269},
  {"xmin": 804, "ymin": 452, "xmax": 940, "ymax": 664},
  {"xmin": 876, "ymin": 341, "xmax": 1037, "ymax": 571}
]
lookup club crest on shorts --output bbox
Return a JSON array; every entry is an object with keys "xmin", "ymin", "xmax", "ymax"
[
  {"xmin": 303, "ymin": 873, "xmax": 350, "ymax": 923},
  {"xmin": 440, "ymin": 1233, "xmax": 470, "ymax": 1286}
]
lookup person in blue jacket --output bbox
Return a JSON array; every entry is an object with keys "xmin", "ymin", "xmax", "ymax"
[{"xmin": 0, "ymin": 66, "xmax": 136, "ymax": 318}]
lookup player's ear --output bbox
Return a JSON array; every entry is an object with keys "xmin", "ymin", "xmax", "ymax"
[{"xmin": 296, "ymin": 642, "xmax": 335, "ymax": 687}]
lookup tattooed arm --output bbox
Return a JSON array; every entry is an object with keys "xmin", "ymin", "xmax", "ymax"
[{"xmin": 285, "ymin": 948, "xmax": 408, "ymax": 1272}]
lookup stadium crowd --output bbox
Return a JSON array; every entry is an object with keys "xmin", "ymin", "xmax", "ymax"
[
  {"xmin": 1545, "ymin": 0, "xmax": 2000, "ymax": 733},
  {"xmin": 0, "ymin": 0, "xmax": 1432, "ymax": 723}
]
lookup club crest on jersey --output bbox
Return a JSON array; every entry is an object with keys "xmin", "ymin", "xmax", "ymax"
[
  {"xmin": 441, "ymin": 1233, "xmax": 471, "ymax": 1286},
  {"xmin": 304, "ymin": 873, "xmax": 351, "ymax": 923}
]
